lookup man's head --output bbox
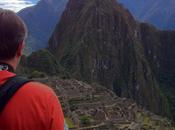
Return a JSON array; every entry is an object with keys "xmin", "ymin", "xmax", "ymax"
[{"xmin": 0, "ymin": 9, "xmax": 27, "ymax": 70}]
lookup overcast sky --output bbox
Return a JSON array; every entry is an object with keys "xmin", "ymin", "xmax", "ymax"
[{"xmin": 0, "ymin": 0, "xmax": 39, "ymax": 12}]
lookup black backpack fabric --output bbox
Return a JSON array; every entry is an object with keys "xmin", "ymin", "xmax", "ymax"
[{"xmin": 0, "ymin": 76, "xmax": 31, "ymax": 113}]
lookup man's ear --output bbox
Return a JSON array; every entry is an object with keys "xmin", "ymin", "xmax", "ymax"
[{"xmin": 16, "ymin": 42, "xmax": 25, "ymax": 57}]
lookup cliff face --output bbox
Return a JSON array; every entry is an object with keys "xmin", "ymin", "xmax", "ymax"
[
  {"xmin": 140, "ymin": 23, "xmax": 175, "ymax": 120},
  {"xmin": 159, "ymin": 31, "xmax": 175, "ymax": 83},
  {"xmin": 48, "ymin": 0, "xmax": 170, "ymax": 116},
  {"xmin": 158, "ymin": 31, "xmax": 175, "ymax": 120}
]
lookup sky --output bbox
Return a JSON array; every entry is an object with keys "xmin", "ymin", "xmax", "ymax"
[{"xmin": 0, "ymin": 0, "xmax": 39, "ymax": 12}]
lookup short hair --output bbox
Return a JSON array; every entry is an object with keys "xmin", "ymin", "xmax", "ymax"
[{"xmin": 0, "ymin": 9, "xmax": 27, "ymax": 60}]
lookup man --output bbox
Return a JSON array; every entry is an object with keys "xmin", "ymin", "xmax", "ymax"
[{"xmin": 0, "ymin": 9, "xmax": 64, "ymax": 130}]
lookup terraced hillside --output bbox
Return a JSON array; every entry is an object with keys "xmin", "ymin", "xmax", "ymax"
[{"xmin": 38, "ymin": 77, "xmax": 175, "ymax": 130}]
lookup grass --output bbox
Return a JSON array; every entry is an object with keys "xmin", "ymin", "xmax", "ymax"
[{"xmin": 65, "ymin": 117, "xmax": 74, "ymax": 129}]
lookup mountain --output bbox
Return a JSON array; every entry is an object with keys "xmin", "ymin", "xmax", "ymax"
[
  {"xmin": 118, "ymin": 0, "xmax": 175, "ymax": 30},
  {"xmin": 48, "ymin": 0, "xmax": 171, "ymax": 118},
  {"xmin": 139, "ymin": 23, "xmax": 175, "ymax": 120},
  {"xmin": 18, "ymin": 0, "xmax": 68, "ymax": 54},
  {"xmin": 18, "ymin": 0, "xmax": 175, "ymax": 55}
]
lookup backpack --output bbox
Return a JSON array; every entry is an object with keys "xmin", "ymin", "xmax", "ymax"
[{"xmin": 0, "ymin": 76, "xmax": 31, "ymax": 113}]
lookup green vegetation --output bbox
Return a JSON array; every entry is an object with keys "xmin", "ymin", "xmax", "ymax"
[
  {"xmin": 68, "ymin": 96, "xmax": 100, "ymax": 111},
  {"xmin": 19, "ymin": 49, "xmax": 71, "ymax": 79},
  {"xmin": 160, "ymin": 84, "xmax": 175, "ymax": 121},
  {"xmin": 28, "ymin": 70, "xmax": 46, "ymax": 79},
  {"xmin": 65, "ymin": 117, "xmax": 74, "ymax": 129},
  {"xmin": 135, "ymin": 111, "xmax": 174, "ymax": 129},
  {"xmin": 79, "ymin": 115, "xmax": 93, "ymax": 126},
  {"xmin": 69, "ymin": 103, "xmax": 78, "ymax": 111},
  {"xmin": 27, "ymin": 49, "xmax": 61, "ymax": 75}
]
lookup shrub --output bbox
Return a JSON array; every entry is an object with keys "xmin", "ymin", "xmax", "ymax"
[
  {"xmin": 80, "ymin": 115, "xmax": 92, "ymax": 126},
  {"xmin": 28, "ymin": 70, "xmax": 46, "ymax": 79}
]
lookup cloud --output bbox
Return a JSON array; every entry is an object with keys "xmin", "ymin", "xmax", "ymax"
[{"xmin": 0, "ymin": 0, "xmax": 35, "ymax": 12}]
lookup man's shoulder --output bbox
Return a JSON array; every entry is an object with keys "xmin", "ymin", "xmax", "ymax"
[
  {"xmin": 19, "ymin": 81, "xmax": 56, "ymax": 99},
  {"xmin": 24, "ymin": 81, "xmax": 52, "ymax": 91}
]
